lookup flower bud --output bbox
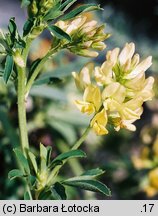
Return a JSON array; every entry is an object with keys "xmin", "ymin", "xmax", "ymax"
[
  {"xmin": 55, "ymin": 16, "xmax": 110, "ymax": 57},
  {"xmin": 28, "ymin": 0, "xmax": 38, "ymax": 17}
]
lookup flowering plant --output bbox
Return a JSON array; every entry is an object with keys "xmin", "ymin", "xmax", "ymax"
[{"xmin": 0, "ymin": 0, "xmax": 154, "ymax": 200}]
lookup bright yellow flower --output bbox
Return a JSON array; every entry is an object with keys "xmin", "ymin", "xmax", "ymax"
[
  {"xmin": 149, "ymin": 168, "xmax": 158, "ymax": 190},
  {"xmin": 90, "ymin": 109, "xmax": 108, "ymax": 135},
  {"xmin": 75, "ymin": 85, "xmax": 102, "ymax": 115},
  {"xmin": 144, "ymin": 168, "xmax": 158, "ymax": 197}
]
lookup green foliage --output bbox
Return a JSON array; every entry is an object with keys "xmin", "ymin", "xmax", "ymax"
[
  {"xmin": 60, "ymin": 0, "xmax": 77, "ymax": 12},
  {"xmin": 3, "ymin": 55, "xmax": 14, "ymax": 83},
  {"xmin": 14, "ymin": 148, "xmax": 30, "ymax": 174},
  {"xmin": 43, "ymin": 3, "xmax": 63, "ymax": 21},
  {"xmin": 63, "ymin": 179, "xmax": 111, "ymax": 197},
  {"xmin": 24, "ymin": 191, "xmax": 32, "ymax": 200},
  {"xmin": 23, "ymin": 18, "xmax": 35, "ymax": 37},
  {"xmin": 28, "ymin": 151, "xmax": 38, "ymax": 174},
  {"xmin": 21, "ymin": 0, "xmax": 31, "ymax": 8},
  {"xmin": 81, "ymin": 168, "xmax": 105, "ymax": 178},
  {"xmin": 0, "ymin": 0, "xmax": 113, "ymax": 200},
  {"xmin": 8, "ymin": 169, "xmax": 24, "ymax": 180},
  {"xmin": 52, "ymin": 150, "xmax": 86, "ymax": 164},
  {"xmin": 51, "ymin": 182, "xmax": 67, "ymax": 200},
  {"xmin": 48, "ymin": 25, "xmax": 72, "ymax": 42},
  {"xmin": 61, "ymin": 4, "xmax": 102, "ymax": 21}
]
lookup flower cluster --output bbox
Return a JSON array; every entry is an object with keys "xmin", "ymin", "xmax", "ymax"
[
  {"xmin": 55, "ymin": 16, "xmax": 110, "ymax": 57},
  {"xmin": 73, "ymin": 43, "xmax": 154, "ymax": 135}
]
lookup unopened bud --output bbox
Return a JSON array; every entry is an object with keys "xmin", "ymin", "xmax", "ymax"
[{"xmin": 92, "ymin": 42, "xmax": 106, "ymax": 51}]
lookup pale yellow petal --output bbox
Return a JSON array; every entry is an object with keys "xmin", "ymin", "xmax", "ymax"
[
  {"xmin": 125, "ymin": 56, "xmax": 152, "ymax": 79},
  {"xmin": 106, "ymin": 47, "xmax": 120, "ymax": 65},
  {"xmin": 75, "ymin": 100, "xmax": 95, "ymax": 115},
  {"xmin": 83, "ymin": 85, "xmax": 102, "ymax": 111},
  {"xmin": 119, "ymin": 42, "xmax": 135, "ymax": 65},
  {"xmin": 90, "ymin": 109, "xmax": 108, "ymax": 135},
  {"xmin": 102, "ymin": 82, "xmax": 126, "ymax": 103}
]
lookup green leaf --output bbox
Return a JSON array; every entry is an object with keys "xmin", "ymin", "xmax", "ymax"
[
  {"xmin": 0, "ymin": 30, "xmax": 8, "ymax": 50},
  {"xmin": 62, "ymin": 168, "xmax": 105, "ymax": 182},
  {"xmin": 43, "ymin": 3, "xmax": 63, "ymax": 21},
  {"xmin": 23, "ymin": 18, "xmax": 35, "ymax": 37},
  {"xmin": 46, "ymin": 146, "xmax": 52, "ymax": 166},
  {"xmin": 24, "ymin": 191, "xmax": 31, "ymax": 200},
  {"xmin": 51, "ymin": 182, "xmax": 67, "ymax": 200},
  {"xmin": 34, "ymin": 77, "xmax": 62, "ymax": 86},
  {"xmin": 28, "ymin": 175, "xmax": 36, "ymax": 187},
  {"xmin": 40, "ymin": 143, "xmax": 49, "ymax": 171},
  {"xmin": 81, "ymin": 168, "xmax": 105, "ymax": 177},
  {"xmin": 14, "ymin": 148, "xmax": 30, "ymax": 174},
  {"xmin": 8, "ymin": 18, "xmax": 18, "ymax": 48},
  {"xmin": 3, "ymin": 55, "xmax": 14, "ymax": 83},
  {"xmin": 53, "ymin": 150, "xmax": 86, "ymax": 163},
  {"xmin": 63, "ymin": 179, "xmax": 111, "ymax": 196},
  {"xmin": 28, "ymin": 151, "xmax": 38, "ymax": 174},
  {"xmin": 8, "ymin": 18, "xmax": 17, "ymax": 37},
  {"xmin": 28, "ymin": 58, "xmax": 41, "ymax": 80},
  {"xmin": 8, "ymin": 169, "xmax": 24, "ymax": 180},
  {"xmin": 21, "ymin": 0, "xmax": 31, "ymax": 8},
  {"xmin": 61, "ymin": 4, "xmax": 102, "ymax": 21},
  {"xmin": 48, "ymin": 25, "xmax": 71, "ymax": 41},
  {"xmin": 49, "ymin": 160, "xmax": 63, "ymax": 169},
  {"xmin": 14, "ymin": 40, "xmax": 26, "ymax": 49},
  {"xmin": 38, "ymin": 189, "xmax": 52, "ymax": 200},
  {"xmin": 60, "ymin": 0, "xmax": 77, "ymax": 12}
]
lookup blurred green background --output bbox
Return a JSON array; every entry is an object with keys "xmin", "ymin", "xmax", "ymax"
[{"xmin": 0, "ymin": 0, "xmax": 158, "ymax": 199}]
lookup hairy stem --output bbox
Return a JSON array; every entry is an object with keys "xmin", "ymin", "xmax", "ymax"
[{"xmin": 17, "ymin": 66, "xmax": 29, "ymax": 156}]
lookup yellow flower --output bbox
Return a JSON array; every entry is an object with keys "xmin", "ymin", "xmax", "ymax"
[
  {"xmin": 102, "ymin": 82, "xmax": 126, "ymax": 103},
  {"xmin": 73, "ymin": 42, "xmax": 154, "ymax": 136},
  {"xmin": 144, "ymin": 168, "xmax": 158, "ymax": 197},
  {"xmin": 104, "ymin": 96, "xmax": 143, "ymax": 131},
  {"xmin": 90, "ymin": 109, "xmax": 108, "ymax": 135},
  {"xmin": 72, "ymin": 62, "xmax": 94, "ymax": 91},
  {"xmin": 75, "ymin": 85, "xmax": 102, "ymax": 115},
  {"xmin": 95, "ymin": 61, "xmax": 115, "ymax": 86},
  {"xmin": 94, "ymin": 43, "xmax": 153, "ymax": 96},
  {"xmin": 149, "ymin": 168, "xmax": 158, "ymax": 190}
]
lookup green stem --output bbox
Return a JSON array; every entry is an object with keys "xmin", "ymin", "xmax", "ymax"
[
  {"xmin": 71, "ymin": 126, "xmax": 91, "ymax": 150},
  {"xmin": 22, "ymin": 38, "xmax": 32, "ymax": 63},
  {"xmin": 25, "ymin": 46, "xmax": 61, "ymax": 95},
  {"xmin": 17, "ymin": 66, "xmax": 29, "ymax": 156}
]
